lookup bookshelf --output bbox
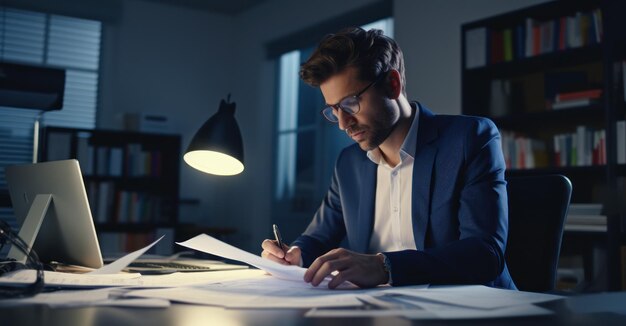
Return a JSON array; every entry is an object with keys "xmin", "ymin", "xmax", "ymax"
[
  {"xmin": 40, "ymin": 126, "xmax": 181, "ymax": 255},
  {"xmin": 461, "ymin": 0, "xmax": 626, "ymax": 291}
]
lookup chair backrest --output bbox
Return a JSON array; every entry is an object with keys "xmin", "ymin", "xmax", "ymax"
[{"xmin": 505, "ymin": 174, "xmax": 572, "ymax": 292}]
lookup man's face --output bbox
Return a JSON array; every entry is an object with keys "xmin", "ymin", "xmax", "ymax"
[{"xmin": 320, "ymin": 67, "xmax": 399, "ymax": 151}]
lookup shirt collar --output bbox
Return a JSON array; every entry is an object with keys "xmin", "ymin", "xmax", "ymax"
[{"xmin": 367, "ymin": 102, "xmax": 420, "ymax": 165}]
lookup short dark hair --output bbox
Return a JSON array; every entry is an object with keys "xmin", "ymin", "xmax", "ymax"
[{"xmin": 300, "ymin": 27, "xmax": 405, "ymax": 96}]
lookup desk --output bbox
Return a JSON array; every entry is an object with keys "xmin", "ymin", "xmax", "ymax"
[{"xmin": 2, "ymin": 298, "xmax": 626, "ymax": 326}]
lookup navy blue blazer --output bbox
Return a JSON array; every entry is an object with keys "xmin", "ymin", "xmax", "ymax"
[{"xmin": 292, "ymin": 104, "xmax": 516, "ymax": 289}]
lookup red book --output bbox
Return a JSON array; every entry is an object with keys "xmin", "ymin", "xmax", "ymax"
[
  {"xmin": 592, "ymin": 145, "xmax": 598, "ymax": 165},
  {"xmin": 533, "ymin": 25, "xmax": 541, "ymax": 55},
  {"xmin": 491, "ymin": 30, "xmax": 504, "ymax": 64},
  {"xmin": 558, "ymin": 17, "xmax": 567, "ymax": 50},
  {"xmin": 600, "ymin": 132, "xmax": 606, "ymax": 165},
  {"xmin": 555, "ymin": 89, "xmax": 602, "ymax": 102}
]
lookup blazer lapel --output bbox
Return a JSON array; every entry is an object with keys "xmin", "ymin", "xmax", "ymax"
[
  {"xmin": 412, "ymin": 105, "xmax": 438, "ymax": 250},
  {"xmin": 356, "ymin": 159, "xmax": 376, "ymax": 252}
]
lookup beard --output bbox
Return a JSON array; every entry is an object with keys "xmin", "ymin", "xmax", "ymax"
[
  {"xmin": 346, "ymin": 108, "xmax": 398, "ymax": 151},
  {"xmin": 346, "ymin": 119, "xmax": 397, "ymax": 151}
]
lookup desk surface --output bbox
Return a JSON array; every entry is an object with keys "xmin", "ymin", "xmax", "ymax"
[{"xmin": 2, "ymin": 299, "xmax": 626, "ymax": 326}]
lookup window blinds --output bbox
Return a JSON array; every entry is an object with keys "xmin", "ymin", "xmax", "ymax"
[{"xmin": 0, "ymin": 7, "xmax": 101, "ymax": 230}]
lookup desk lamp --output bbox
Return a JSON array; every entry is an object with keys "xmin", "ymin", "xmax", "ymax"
[{"xmin": 183, "ymin": 95, "xmax": 244, "ymax": 176}]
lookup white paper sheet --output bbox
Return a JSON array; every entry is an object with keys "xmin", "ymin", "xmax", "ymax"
[
  {"xmin": 176, "ymin": 234, "xmax": 306, "ymax": 281},
  {"xmin": 305, "ymin": 303, "xmax": 552, "ymax": 319},
  {"xmin": 88, "ymin": 235, "xmax": 164, "ymax": 274},
  {"xmin": 125, "ymin": 271, "xmax": 368, "ymax": 308},
  {"xmin": 0, "ymin": 287, "xmax": 170, "ymax": 308},
  {"xmin": 0, "ymin": 270, "xmax": 142, "ymax": 288},
  {"xmin": 125, "ymin": 274, "xmax": 428, "ymax": 309},
  {"xmin": 381, "ymin": 285, "xmax": 562, "ymax": 309},
  {"xmin": 0, "ymin": 268, "xmax": 261, "ymax": 288},
  {"xmin": 395, "ymin": 297, "xmax": 553, "ymax": 319},
  {"xmin": 306, "ymin": 287, "xmax": 554, "ymax": 319}
]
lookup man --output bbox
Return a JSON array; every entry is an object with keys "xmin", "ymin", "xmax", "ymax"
[{"xmin": 261, "ymin": 27, "xmax": 515, "ymax": 290}]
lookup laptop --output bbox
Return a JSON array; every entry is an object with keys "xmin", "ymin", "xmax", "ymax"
[
  {"xmin": 6, "ymin": 159, "xmax": 103, "ymax": 268},
  {"xmin": 104, "ymin": 256, "xmax": 249, "ymax": 275}
]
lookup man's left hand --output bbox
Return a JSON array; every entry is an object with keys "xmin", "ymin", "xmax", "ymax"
[{"xmin": 303, "ymin": 248, "xmax": 389, "ymax": 289}]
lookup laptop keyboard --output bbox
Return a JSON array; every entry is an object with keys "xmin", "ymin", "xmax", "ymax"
[{"xmin": 127, "ymin": 261, "xmax": 212, "ymax": 271}]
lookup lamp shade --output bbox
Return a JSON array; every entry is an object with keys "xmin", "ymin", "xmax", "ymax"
[{"xmin": 184, "ymin": 96, "xmax": 244, "ymax": 176}]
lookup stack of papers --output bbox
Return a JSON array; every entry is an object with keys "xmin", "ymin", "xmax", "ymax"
[
  {"xmin": 0, "ymin": 233, "xmax": 565, "ymax": 319},
  {"xmin": 134, "ymin": 234, "xmax": 564, "ymax": 318}
]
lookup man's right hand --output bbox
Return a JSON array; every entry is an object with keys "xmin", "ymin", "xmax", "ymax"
[{"xmin": 261, "ymin": 239, "xmax": 302, "ymax": 266}]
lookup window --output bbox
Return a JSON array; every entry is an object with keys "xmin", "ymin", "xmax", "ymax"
[
  {"xmin": 273, "ymin": 18, "xmax": 393, "ymax": 235},
  {"xmin": 0, "ymin": 7, "xmax": 101, "ymax": 230}
]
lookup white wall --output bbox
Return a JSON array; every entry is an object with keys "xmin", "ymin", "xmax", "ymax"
[
  {"xmin": 93, "ymin": 0, "xmax": 551, "ymax": 252},
  {"xmin": 98, "ymin": 0, "xmax": 236, "ymax": 229},
  {"xmin": 394, "ymin": 0, "xmax": 548, "ymax": 115}
]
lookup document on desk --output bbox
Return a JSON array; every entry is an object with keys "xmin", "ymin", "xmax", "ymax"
[
  {"xmin": 0, "ymin": 268, "xmax": 264, "ymax": 289},
  {"xmin": 380, "ymin": 285, "xmax": 562, "ymax": 309},
  {"xmin": 306, "ymin": 302, "xmax": 552, "ymax": 319},
  {"xmin": 0, "ymin": 270, "xmax": 143, "ymax": 288},
  {"xmin": 306, "ymin": 285, "xmax": 557, "ymax": 319},
  {"xmin": 125, "ymin": 271, "xmax": 404, "ymax": 309},
  {"xmin": 0, "ymin": 287, "xmax": 170, "ymax": 309},
  {"xmin": 88, "ymin": 235, "xmax": 164, "ymax": 275},
  {"xmin": 176, "ymin": 234, "xmax": 306, "ymax": 281}
]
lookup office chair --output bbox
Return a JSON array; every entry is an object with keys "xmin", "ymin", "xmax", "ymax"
[{"xmin": 505, "ymin": 174, "xmax": 572, "ymax": 293}]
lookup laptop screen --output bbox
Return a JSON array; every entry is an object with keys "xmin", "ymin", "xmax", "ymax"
[{"xmin": 6, "ymin": 159, "xmax": 103, "ymax": 268}]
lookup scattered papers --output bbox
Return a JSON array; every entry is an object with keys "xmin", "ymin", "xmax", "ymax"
[
  {"xmin": 306, "ymin": 286, "xmax": 558, "ymax": 319},
  {"xmin": 0, "ymin": 270, "xmax": 142, "ymax": 288},
  {"xmin": 177, "ymin": 234, "xmax": 306, "ymax": 281},
  {"xmin": 305, "ymin": 285, "xmax": 559, "ymax": 319},
  {"xmin": 306, "ymin": 308, "xmax": 435, "ymax": 318},
  {"xmin": 126, "ymin": 270, "xmax": 380, "ymax": 309},
  {"xmin": 89, "ymin": 235, "xmax": 164, "ymax": 275},
  {"xmin": 0, "ymin": 287, "xmax": 170, "ymax": 308},
  {"xmin": 124, "ymin": 274, "xmax": 559, "ymax": 318},
  {"xmin": 306, "ymin": 303, "xmax": 552, "ymax": 319},
  {"xmin": 0, "ymin": 231, "xmax": 568, "ymax": 319},
  {"xmin": 0, "ymin": 269, "xmax": 260, "ymax": 289},
  {"xmin": 381, "ymin": 285, "xmax": 562, "ymax": 309},
  {"xmin": 404, "ymin": 302, "xmax": 552, "ymax": 319}
]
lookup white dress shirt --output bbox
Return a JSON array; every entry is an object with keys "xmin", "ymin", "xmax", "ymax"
[{"xmin": 367, "ymin": 104, "xmax": 420, "ymax": 253}]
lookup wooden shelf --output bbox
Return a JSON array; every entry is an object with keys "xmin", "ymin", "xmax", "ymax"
[
  {"xmin": 505, "ymin": 165, "xmax": 606, "ymax": 176},
  {"xmin": 491, "ymin": 104, "xmax": 605, "ymax": 131},
  {"xmin": 465, "ymin": 45, "xmax": 602, "ymax": 79},
  {"xmin": 462, "ymin": 0, "xmax": 626, "ymax": 290}
]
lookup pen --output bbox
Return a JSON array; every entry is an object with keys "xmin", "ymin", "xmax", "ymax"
[{"xmin": 272, "ymin": 224, "xmax": 285, "ymax": 253}]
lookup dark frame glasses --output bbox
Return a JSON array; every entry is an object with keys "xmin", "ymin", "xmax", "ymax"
[{"xmin": 320, "ymin": 73, "xmax": 385, "ymax": 123}]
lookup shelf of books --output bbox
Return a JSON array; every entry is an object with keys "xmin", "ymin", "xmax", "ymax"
[
  {"xmin": 462, "ymin": 0, "xmax": 626, "ymax": 291},
  {"xmin": 463, "ymin": 3, "xmax": 601, "ymax": 71},
  {"xmin": 40, "ymin": 126, "xmax": 181, "ymax": 255}
]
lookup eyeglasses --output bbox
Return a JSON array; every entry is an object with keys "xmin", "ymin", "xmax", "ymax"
[
  {"xmin": 0, "ymin": 220, "xmax": 44, "ymax": 298},
  {"xmin": 320, "ymin": 73, "xmax": 385, "ymax": 123}
]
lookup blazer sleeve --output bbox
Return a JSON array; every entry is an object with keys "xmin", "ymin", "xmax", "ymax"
[
  {"xmin": 386, "ymin": 118, "xmax": 509, "ymax": 286},
  {"xmin": 291, "ymin": 156, "xmax": 347, "ymax": 266}
]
